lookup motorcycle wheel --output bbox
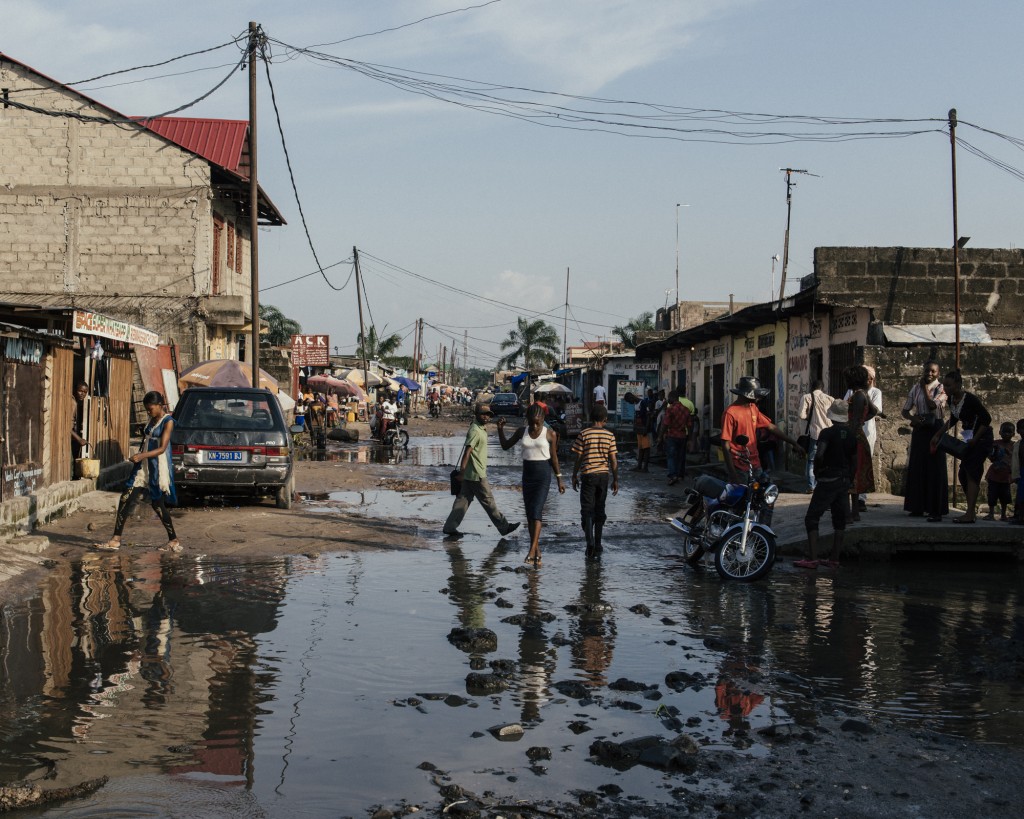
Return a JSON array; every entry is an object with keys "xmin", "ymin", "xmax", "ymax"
[
  {"xmin": 714, "ymin": 529, "xmax": 775, "ymax": 581},
  {"xmin": 396, "ymin": 429, "xmax": 410, "ymax": 448},
  {"xmin": 682, "ymin": 524, "xmax": 706, "ymax": 565}
]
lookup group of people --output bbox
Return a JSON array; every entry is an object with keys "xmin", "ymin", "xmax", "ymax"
[
  {"xmin": 443, "ymin": 401, "xmax": 618, "ymax": 565},
  {"xmin": 631, "ymin": 387, "xmax": 698, "ymax": 485}
]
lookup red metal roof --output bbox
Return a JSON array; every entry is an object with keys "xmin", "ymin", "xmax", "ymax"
[{"xmin": 141, "ymin": 117, "xmax": 249, "ymax": 176}]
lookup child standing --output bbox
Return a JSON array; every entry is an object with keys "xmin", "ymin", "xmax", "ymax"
[
  {"xmin": 571, "ymin": 404, "xmax": 619, "ymax": 560},
  {"xmin": 984, "ymin": 422, "xmax": 1015, "ymax": 520}
]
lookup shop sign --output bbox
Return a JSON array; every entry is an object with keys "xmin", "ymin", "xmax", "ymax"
[
  {"xmin": 73, "ymin": 310, "xmax": 159, "ymax": 349},
  {"xmin": 4, "ymin": 337, "xmax": 44, "ymax": 364},
  {"xmin": 290, "ymin": 334, "xmax": 330, "ymax": 367}
]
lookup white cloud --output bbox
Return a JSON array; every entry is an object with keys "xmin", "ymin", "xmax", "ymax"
[{"xmin": 479, "ymin": 268, "xmax": 558, "ymax": 309}]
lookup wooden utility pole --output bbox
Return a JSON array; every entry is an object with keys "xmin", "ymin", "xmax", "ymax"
[
  {"xmin": 949, "ymin": 108, "xmax": 962, "ymax": 369},
  {"xmin": 777, "ymin": 168, "xmax": 818, "ymax": 304},
  {"xmin": 563, "ymin": 266, "xmax": 569, "ymax": 364},
  {"xmin": 248, "ymin": 21, "xmax": 261, "ymax": 385},
  {"xmin": 353, "ymin": 247, "xmax": 369, "ymax": 395}
]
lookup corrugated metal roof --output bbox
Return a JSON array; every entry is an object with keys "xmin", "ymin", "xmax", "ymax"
[{"xmin": 141, "ymin": 117, "xmax": 249, "ymax": 175}]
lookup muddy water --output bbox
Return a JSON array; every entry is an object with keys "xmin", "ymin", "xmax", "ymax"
[{"xmin": 2, "ymin": 437, "xmax": 1024, "ymax": 815}]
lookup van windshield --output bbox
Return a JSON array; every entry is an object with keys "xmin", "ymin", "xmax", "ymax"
[{"xmin": 176, "ymin": 393, "xmax": 278, "ymax": 431}]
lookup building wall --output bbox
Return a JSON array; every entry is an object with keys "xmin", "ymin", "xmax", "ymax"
[
  {"xmin": 814, "ymin": 246, "xmax": 1024, "ymax": 340},
  {"xmin": 0, "ymin": 60, "xmax": 252, "ymax": 368}
]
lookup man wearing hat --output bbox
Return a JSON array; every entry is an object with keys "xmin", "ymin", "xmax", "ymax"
[
  {"xmin": 721, "ymin": 376, "xmax": 804, "ymax": 482},
  {"xmin": 443, "ymin": 403, "xmax": 522, "ymax": 539},
  {"xmin": 797, "ymin": 398, "xmax": 858, "ymax": 569}
]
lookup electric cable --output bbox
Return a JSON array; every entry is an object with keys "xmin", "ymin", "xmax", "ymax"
[
  {"xmin": 261, "ymin": 258, "xmax": 354, "ymax": 292},
  {"xmin": 262, "ymin": 46, "xmax": 349, "ymax": 291}
]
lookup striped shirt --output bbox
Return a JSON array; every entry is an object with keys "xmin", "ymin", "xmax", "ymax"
[{"xmin": 572, "ymin": 427, "xmax": 617, "ymax": 475}]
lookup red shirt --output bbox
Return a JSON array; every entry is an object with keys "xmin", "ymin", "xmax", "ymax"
[
  {"xmin": 663, "ymin": 402, "xmax": 691, "ymax": 439},
  {"xmin": 721, "ymin": 402, "xmax": 772, "ymax": 472}
]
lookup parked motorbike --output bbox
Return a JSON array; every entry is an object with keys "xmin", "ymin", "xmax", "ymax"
[
  {"xmin": 668, "ymin": 435, "xmax": 779, "ymax": 581},
  {"xmin": 382, "ymin": 423, "xmax": 410, "ymax": 448}
]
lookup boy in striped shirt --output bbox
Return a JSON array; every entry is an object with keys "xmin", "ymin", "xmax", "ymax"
[{"xmin": 572, "ymin": 404, "xmax": 619, "ymax": 560}]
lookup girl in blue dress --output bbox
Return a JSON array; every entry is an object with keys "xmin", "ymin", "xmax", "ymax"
[{"xmin": 95, "ymin": 391, "xmax": 180, "ymax": 552}]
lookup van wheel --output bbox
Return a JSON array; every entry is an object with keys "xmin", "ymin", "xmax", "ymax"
[{"xmin": 275, "ymin": 475, "xmax": 294, "ymax": 510}]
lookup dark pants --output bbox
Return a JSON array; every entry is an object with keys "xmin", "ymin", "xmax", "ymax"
[
  {"xmin": 666, "ymin": 436, "xmax": 687, "ymax": 480},
  {"xmin": 805, "ymin": 477, "xmax": 850, "ymax": 533},
  {"xmin": 114, "ymin": 487, "xmax": 176, "ymax": 539},
  {"xmin": 580, "ymin": 473, "xmax": 610, "ymax": 525},
  {"xmin": 443, "ymin": 477, "xmax": 513, "ymax": 535}
]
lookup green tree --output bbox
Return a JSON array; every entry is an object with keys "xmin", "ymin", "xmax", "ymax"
[
  {"xmin": 356, "ymin": 325, "xmax": 403, "ymax": 363},
  {"xmin": 462, "ymin": 367, "xmax": 492, "ymax": 391},
  {"xmin": 498, "ymin": 317, "xmax": 561, "ymax": 371},
  {"xmin": 260, "ymin": 304, "xmax": 301, "ymax": 347},
  {"xmin": 612, "ymin": 311, "xmax": 655, "ymax": 349}
]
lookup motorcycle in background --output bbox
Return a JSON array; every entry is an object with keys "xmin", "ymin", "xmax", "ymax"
[{"xmin": 668, "ymin": 434, "xmax": 779, "ymax": 581}]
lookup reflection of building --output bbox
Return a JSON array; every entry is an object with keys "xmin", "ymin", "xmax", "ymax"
[
  {"xmin": 0, "ymin": 552, "xmax": 289, "ymax": 790},
  {"xmin": 0, "ymin": 53, "xmax": 285, "ymax": 370}
]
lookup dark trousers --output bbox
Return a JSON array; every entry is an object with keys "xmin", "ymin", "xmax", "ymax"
[
  {"xmin": 114, "ymin": 487, "xmax": 176, "ymax": 539},
  {"xmin": 580, "ymin": 473, "xmax": 610, "ymax": 526},
  {"xmin": 805, "ymin": 477, "xmax": 850, "ymax": 533}
]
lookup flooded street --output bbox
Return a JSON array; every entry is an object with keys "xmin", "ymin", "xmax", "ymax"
[{"xmin": 2, "ymin": 436, "xmax": 1024, "ymax": 816}]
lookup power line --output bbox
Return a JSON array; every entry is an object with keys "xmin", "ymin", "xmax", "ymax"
[
  {"xmin": 262, "ymin": 46, "xmax": 349, "ymax": 291},
  {"xmin": 303, "ymin": 0, "xmax": 505, "ymax": 49},
  {"xmin": 261, "ymin": 258, "xmax": 354, "ymax": 292}
]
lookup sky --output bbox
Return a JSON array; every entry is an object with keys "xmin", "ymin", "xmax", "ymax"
[{"xmin": 4, "ymin": 0, "xmax": 1023, "ymax": 369}]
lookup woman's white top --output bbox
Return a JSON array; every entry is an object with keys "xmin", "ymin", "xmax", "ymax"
[{"xmin": 521, "ymin": 427, "xmax": 551, "ymax": 461}]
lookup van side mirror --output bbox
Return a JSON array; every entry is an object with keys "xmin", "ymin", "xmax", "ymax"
[{"xmin": 289, "ymin": 424, "xmax": 304, "ymax": 435}]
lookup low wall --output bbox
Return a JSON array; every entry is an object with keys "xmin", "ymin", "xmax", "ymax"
[{"xmin": 0, "ymin": 463, "xmax": 129, "ymax": 538}]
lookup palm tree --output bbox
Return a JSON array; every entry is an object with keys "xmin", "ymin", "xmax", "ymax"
[
  {"xmin": 260, "ymin": 304, "xmax": 301, "ymax": 347},
  {"xmin": 498, "ymin": 317, "xmax": 561, "ymax": 371},
  {"xmin": 356, "ymin": 325, "xmax": 403, "ymax": 363},
  {"xmin": 613, "ymin": 311, "xmax": 655, "ymax": 349}
]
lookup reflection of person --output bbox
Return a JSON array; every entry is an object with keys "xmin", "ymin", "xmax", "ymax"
[
  {"xmin": 571, "ymin": 404, "xmax": 618, "ymax": 560},
  {"xmin": 901, "ymin": 360, "xmax": 948, "ymax": 520},
  {"xmin": 95, "ymin": 391, "xmax": 179, "ymax": 553},
  {"xmin": 797, "ymin": 399, "xmax": 857, "ymax": 569},
  {"xmin": 443, "ymin": 404, "xmax": 522, "ymax": 539},
  {"xmin": 497, "ymin": 405, "xmax": 565, "ymax": 566},
  {"xmin": 71, "ymin": 380, "xmax": 91, "ymax": 468},
  {"xmin": 932, "ymin": 370, "xmax": 993, "ymax": 523},
  {"xmin": 569, "ymin": 561, "xmax": 614, "ymax": 688}
]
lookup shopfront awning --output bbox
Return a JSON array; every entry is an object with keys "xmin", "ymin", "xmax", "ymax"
[{"xmin": 882, "ymin": 323, "xmax": 991, "ymax": 345}]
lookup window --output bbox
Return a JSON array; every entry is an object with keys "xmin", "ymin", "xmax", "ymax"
[{"xmin": 212, "ymin": 212, "xmax": 224, "ymax": 295}]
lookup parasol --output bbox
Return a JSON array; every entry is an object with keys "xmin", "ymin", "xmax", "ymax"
[
  {"xmin": 393, "ymin": 376, "xmax": 422, "ymax": 391},
  {"xmin": 307, "ymin": 374, "xmax": 367, "ymax": 400},
  {"xmin": 337, "ymin": 368, "xmax": 385, "ymax": 388},
  {"xmin": 534, "ymin": 382, "xmax": 572, "ymax": 396},
  {"xmin": 178, "ymin": 359, "xmax": 279, "ymax": 394}
]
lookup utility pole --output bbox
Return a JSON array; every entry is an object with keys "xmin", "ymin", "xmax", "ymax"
[
  {"xmin": 248, "ymin": 21, "xmax": 261, "ymax": 386},
  {"xmin": 353, "ymin": 246, "xmax": 369, "ymax": 396},
  {"xmin": 777, "ymin": 168, "xmax": 818, "ymax": 304},
  {"xmin": 949, "ymin": 108, "xmax": 962, "ymax": 369},
  {"xmin": 463, "ymin": 330, "xmax": 468, "ymax": 381},
  {"xmin": 562, "ymin": 266, "xmax": 569, "ymax": 364},
  {"xmin": 411, "ymin": 317, "xmax": 420, "ymax": 381}
]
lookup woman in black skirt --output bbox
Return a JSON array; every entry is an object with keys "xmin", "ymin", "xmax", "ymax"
[
  {"xmin": 498, "ymin": 404, "xmax": 565, "ymax": 566},
  {"xmin": 901, "ymin": 360, "xmax": 948, "ymax": 521}
]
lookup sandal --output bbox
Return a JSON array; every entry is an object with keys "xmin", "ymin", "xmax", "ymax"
[
  {"xmin": 532, "ymin": 555, "xmax": 543, "ymax": 567},
  {"xmin": 159, "ymin": 540, "xmax": 183, "ymax": 552},
  {"xmin": 953, "ymin": 516, "xmax": 976, "ymax": 524},
  {"xmin": 93, "ymin": 540, "xmax": 120, "ymax": 552}
]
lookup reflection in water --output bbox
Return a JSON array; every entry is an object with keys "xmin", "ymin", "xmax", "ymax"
[
  {"xmin": 2, "ymin": 534, "xmax": 1024, "ymax": 816},
  {"xmin": 569, "ymin": 560, "xmax": 616, "ymax": 688}
]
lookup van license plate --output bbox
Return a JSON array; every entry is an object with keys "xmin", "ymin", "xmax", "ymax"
[{"xmin": 207, "ymin": 451, "xmax": 244, "ymax": 462}]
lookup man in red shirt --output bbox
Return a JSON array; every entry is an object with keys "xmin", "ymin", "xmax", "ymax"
[
  {"xmin": 660, "ymin": 389, "xmax": 692, "ymax": 486},
  {"xmin": 721, "ymin": 377, "xmax": 804, "ymax": 480}
]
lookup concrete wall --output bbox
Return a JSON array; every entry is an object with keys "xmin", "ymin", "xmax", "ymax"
[
  {"xmin": 815, "ymin": 246, "xmax": 1024, "ymax": 339},
  {"xmin": 0, "ymin": 60, "xmax": 252, "ymax": 369}
]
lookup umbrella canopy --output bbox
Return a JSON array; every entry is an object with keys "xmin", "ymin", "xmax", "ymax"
[
  {"xmin": 534, "ymin": 382, "xmax": 572, "ymax": 396},
  {"xmin": 393, "ymin": 376, "xmax": 422, "ymax": 391},
  {"xmin": 277, "ymin": 391, "xmax": 296, "ymax": 411},
  {"xmin": 338, "ymin": 368, "xmax": 385, "ymax": 388},
  {"xmin": 307, "ymin": 374, "xmax": 367, "ymax": 400},
  {"xmin": 178, "ymin": 359, "xmax": 279, "ymax": 394}
]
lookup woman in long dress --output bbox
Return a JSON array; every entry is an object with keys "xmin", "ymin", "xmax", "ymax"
[
  {"xmin": 844, "ymin": 366, "xmax": 883, "ymax": 522},
  {"xmin": 901, "ymin": 360, "xmax": 948, "ymax": 520},
  {"xmin": 95, "ymin": 390, "xmax": 180, "ymax": 552},
  {"xmin": 498, "ymin": 404, "xmax": 565, "ymax": 566}
]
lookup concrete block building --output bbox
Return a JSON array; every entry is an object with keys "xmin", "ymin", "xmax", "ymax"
[{"xmin": 0, "ymin": 53, "xmax": 285, "ymax": 369}]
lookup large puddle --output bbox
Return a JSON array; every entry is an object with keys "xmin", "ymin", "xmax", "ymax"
[{"xmin": 2, "ymin": 437, "xmax": 1024, "ymax": 815}]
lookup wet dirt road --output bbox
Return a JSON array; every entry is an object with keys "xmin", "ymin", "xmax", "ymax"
[{"xmin": 2, "ymin": 419, "xmax": 1024, "ymax": 817}]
